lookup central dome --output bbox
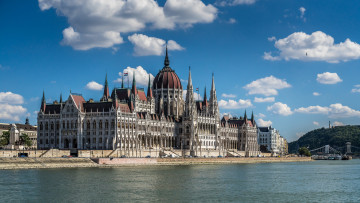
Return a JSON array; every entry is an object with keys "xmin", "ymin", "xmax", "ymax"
[{"xmin": 153, "ymin": 48, "xmax": 182, "ymax": 90}]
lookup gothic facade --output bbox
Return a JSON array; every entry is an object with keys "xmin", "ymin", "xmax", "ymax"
[{"xmin": 37, "ymin": 49, "xmax": 260, "ymax": 157}]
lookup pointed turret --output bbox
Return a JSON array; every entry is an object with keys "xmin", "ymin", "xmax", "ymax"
[
  {"xmin": 244, "ymin": 110, "xmax": 248, "ymax": 121},
  {"xmin": 203, "ymin": 86, "xmax": 208, "ymax": 107},
  {"xmin": 251, "ymin": 111, "xmax": 255, "ymax": 125},
  {"xmin": 187, "ymin": 66, "xmax": 193, "ymax": 89},
  {"xmin": 25, "ymin": 117, "xmax": 29, "ymax": 125},
  {"xmin": 121, "ymin": 73, "xmax": 124, "ymax": 88},
  {"xmin": 211, "ymin": 72, "xmax": 216, "ymax": 91},
  {"xmin": 131, "ymin": 71, "xmax": 137, "ymax": 96},
  {"xmin": 185, "ymin": 67, "xmax": 195, "ymax": 118},
  {"xmin": 209, "ymin": 73, "xmax": 218, "ymax": 116},
  {"xmin": 60, "ymin": 93, "xmax": 63, "ymax": 103},
  {"xmin": 164, "ymin": 44, "xmax": 170, "ymax": 68},
  {"xmin": 102, "ymin": 74, "xmax": 110, "ymax": 100},
  {"xmin": 41, "ymin": 91, "xmax": 46, "ymax": 112},
  {"xmin": 147, "ymin": 74, "xmax": 153, "ymax": 98},
  {"xmin": 113, "ymin": 88, "xmax": 118, "ymax": 108}
]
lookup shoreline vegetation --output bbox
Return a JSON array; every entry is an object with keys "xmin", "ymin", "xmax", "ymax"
[{"xmin": 0, "ymin": 157, "xmax": 312, "ymax": 170}]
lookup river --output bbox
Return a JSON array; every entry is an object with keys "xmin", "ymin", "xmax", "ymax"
[{"xmin": 1, "ymin": 160, "xmax": 359, "ymax": 202}]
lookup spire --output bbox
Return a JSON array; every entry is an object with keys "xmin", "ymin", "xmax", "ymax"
[
  {"xmin": 113, "ymin": 88, "xmax": 118, "ymax": 108},
  {"xmin": 211, "ymin": 72, "xmax": 216, "ymax": 91},
  {"xmin": 244, "ymin": 110, "xmax": 247, "ymax": 121},
  {"xmin": 60, "ymin": 93, "xmax": 63, "ymax": 103},
  {"xmin": 103, "ymin": 73, "xmax": 110, "ymax": 99},
  {"xmin": 147, "ymin": 74, "xmax": 153, "ymax": 98},
  {"xmin": 203, "ymin": 86, "xmax": 207, "ymax": 101},
  {"xmin": 164, "ymin": 43, "xmax": 170, "ymax": 67},
  {"xmin": 131, "ymin": 71, "xmax": 137, "ymax": 95},
  {"xmin": 41, "ymin": 91, "xmax": 46, "ymax": 112},
  {"xmin": 121, "ymin": 73, "xmax": 124, "ymax": 88},
  {"xmin": 251, "ymin": 111, "xmax": 255, "ymax": 124},
  {"xmin": 187, "ymin": 66, "xmax": 193, "ymax": 89}
]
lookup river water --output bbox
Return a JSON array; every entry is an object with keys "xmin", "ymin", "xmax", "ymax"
[{"xmin": 1, "ymin": 160, "xmax": 360, "ymax": 202}]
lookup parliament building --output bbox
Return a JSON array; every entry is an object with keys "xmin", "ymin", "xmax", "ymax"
[{"xmin": 37, "ymin": 49, "xmax": 260, "ymax": 157}]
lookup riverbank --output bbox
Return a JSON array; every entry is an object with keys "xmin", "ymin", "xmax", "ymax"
[{"xmin": 0, "ymin": 157, "xmax": 312, "ymax": 170}]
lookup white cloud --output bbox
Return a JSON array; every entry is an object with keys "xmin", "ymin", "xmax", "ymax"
[
  {"xmin": 0, "ymin": 104, "xmax": 27, "ymax": 122},
  {"xmin": 85, "ymin": 81, "xmax": 104, "ymax": 91},
  {"xmin": 0, "ymin": 92, "xmax": 27, "ymax": 122},
  {"xmin": 183, "ymin": 90, "xmax": 201, "ymax": 100},
  {"xmin": 267, "ymin": 102, "xmax": 293, "ymax": 116},
  {"xmin": 128, "ymin": 34, "xmax": 183, "ymax": 56},
  {"xmin": 227, "ymin": 18, "xmax": 236, "ymax": 24},
  {"xmin": 263, "ymin": 52, "xmax": 280, "ymax": 61},
  {"xmin": 180, "ymin": 79, "xmax": 188, "ymax": 83},
  {"xmin": 351, "ymin": 84, "xmax": 360, "ymax": 93},
  {"xmin": 254, "ymin": 97, "xmax": 275, "ymax": 103},
  {"xmin": 313, "ymin": 92, "xmax": 320, "ymax": 96},
  {"xmin": 38, "ymin": 0, "xmax": 217, "ymax": 50},
  {"xmin": 115, "ymin": 66, "xmax": 154, "ymax": 87},
  {"xmin": 216, "ymin": 0, "xmax": 256, "ymax": 6},
  {"xmin": 0, "ymin": 92, "xmax": 24, "ymax": 104},
  {"xmin": 295, "ymin": 103, "xmax": 360, "ymax": 118},
  {"xmin": 295, "ymin": 105, "xmax": 330, "ymax": 115},
  {"xmin": 256, "ymin": 113, "xmax": 266, "ymax": 118},
  {"xmin": 257, "ymin": 119, "xmax": 272, "ymax": 127},
  {"xmin": 316, "ymin": 72, "xmax": 342, "ymax": 84},
  {"xmin": 221, "ymin": 93, "xmax": 236, "ymax": 98},
  {"xmin": 268, "ymin": 36, "xmax": 276, "ymax": 42},
  {"xmin": 333, "ymin": 121, "xmax": 344, "ymax": 126},
  {"xmin": 218, "ymin": 99, "xmax": 253, "ymax": 109},
  {"xmin": 244, "ymin": 76, "xmax": 291, "ymax": 96},
  {"xmin": 61, "ymin": 27, "xmax": 123, "ymax": 50},
  {"xmin": 264, "ymin": 31, "xmax": 360, "ymax": 63},
  {"xmin": 299, "ymin": 7, "xmax": 306, "ymax": 21},
  {"xmin": 313, "ymin": 121, "xmax": 319, "ymax": 126}
]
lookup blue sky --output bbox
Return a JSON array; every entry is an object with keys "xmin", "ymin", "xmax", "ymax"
[{"xmin": 1, "ymin": 0, "xmax": 360, "ymax": 141}]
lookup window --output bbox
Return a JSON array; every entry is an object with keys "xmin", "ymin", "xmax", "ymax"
[{"xmin": 45, "ymin": 122, "xmax": 48, "ymax": 130}]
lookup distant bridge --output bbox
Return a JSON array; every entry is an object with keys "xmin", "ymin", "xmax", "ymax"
[{"xmin": 309, "ymin": 142, "xmax": 360, "ymax": 155}]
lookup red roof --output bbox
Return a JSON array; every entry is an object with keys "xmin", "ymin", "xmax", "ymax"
[
  {"xmin": 71, "ymin": 95, "xmax": 85, "ymax": 109},
  {"xmin": 137, "ymin": 90, "xmax": 147, "ymax": 101}
]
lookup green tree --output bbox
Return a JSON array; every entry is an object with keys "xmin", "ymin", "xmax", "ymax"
[
  {"xmin": 298, "ymin": 147, "xmax": 311, "ymax": 157},
  {"xmin": 0, "ymin": 131, "xmax": 10, "ymax": 147},
  {"xmin": 19, "ymin": 134, "xmax": 32, "ymax": 148}
]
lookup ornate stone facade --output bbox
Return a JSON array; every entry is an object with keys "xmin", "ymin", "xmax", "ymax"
[{"xmin": 37, "ymin": 49, "xmax": 260, "ymax": 157}]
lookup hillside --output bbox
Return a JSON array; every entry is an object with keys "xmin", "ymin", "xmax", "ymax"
[{"xmin": 288, "ymin": 125, "xmax": 360, "ymax": 154}]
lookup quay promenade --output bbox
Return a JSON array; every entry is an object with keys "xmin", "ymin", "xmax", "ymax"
[{"xmin": 0, "ymin": 157, "xmax": 312, "ymax": 170}]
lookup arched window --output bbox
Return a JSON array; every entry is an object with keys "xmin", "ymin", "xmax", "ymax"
[
  {"xmin": 105, "ymin": 120, "xmax": 109, "ymax": 128},
  {"xmin": 99, "ymin": 120, "xmax": 103, "ymax": 129},
  {"xmin": 87, "ymin": 121, "xmax": 90, "ymax": 129},
  {"xmin": 45, "ymin": 122, "xmax": 48, "ymax": 130},
  {"xmin": 40, "ymin": 122, "xmax": 43, "ymax": 130},
  {"xmin": 93, "ymin": 121, "xmax": 96, "ymax": 129},
  {"xmin": 67, "ymin": 121, "xmax": 69, "ymax": 129}
]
